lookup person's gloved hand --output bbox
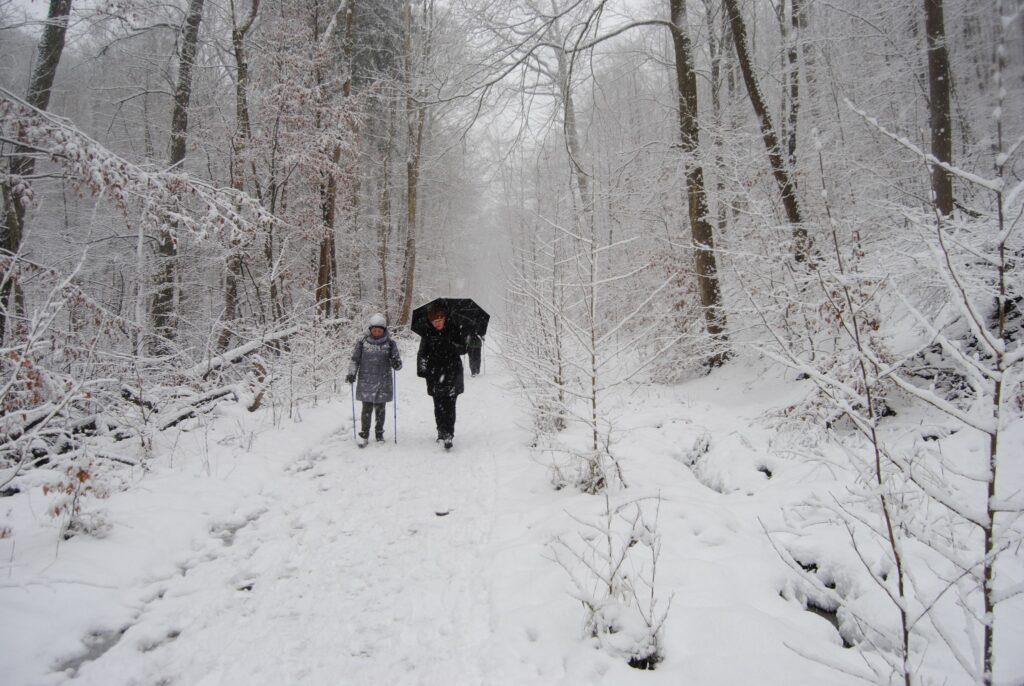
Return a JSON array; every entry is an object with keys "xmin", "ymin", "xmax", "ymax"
[
  {"xmin": 345, "ymin": 373, "xmax": 356, "ymax": 384},
  {"xmin": 392, "ymin": 359, "xmax": 403, "ymax": 370}
]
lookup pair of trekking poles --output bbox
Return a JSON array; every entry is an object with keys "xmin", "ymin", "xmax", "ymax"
[{"xmin": 350, "ymin": 369, "xmax": 398, "ymax": 444}]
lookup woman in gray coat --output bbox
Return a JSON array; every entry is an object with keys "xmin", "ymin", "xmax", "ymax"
[{"xmin": 346, "ymin": 313, "xmax": 402, "ymax": 445}]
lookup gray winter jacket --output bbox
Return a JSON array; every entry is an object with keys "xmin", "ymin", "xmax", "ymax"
[{"xmin": 348, "ymin": 333, "xmax": 402, "ymax": 403}]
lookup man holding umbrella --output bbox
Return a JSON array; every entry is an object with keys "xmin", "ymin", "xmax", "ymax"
[{"xmin": 413, "ymin": 298, "xmax": 489, "ymax": 450}]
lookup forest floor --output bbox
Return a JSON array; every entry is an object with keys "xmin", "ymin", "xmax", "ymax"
[{"xmin": 2, "ymin": 341, "xmax": 1021, "ymax": 685}]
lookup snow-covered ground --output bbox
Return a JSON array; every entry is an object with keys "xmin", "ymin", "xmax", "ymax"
[{"xmin": 2, "ymin": 341, "xmax": 1021, "ymax": 685}]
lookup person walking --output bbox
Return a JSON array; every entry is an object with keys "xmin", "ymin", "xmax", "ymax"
[
  {"xmin": 416, "ymin": 303, "xmax": 467, "ymax": 450},
  {"xmin": 465, "ymin": 332, "xmax": 483, "ymax": 377},
  {"xmin": 346, "ymin": 313, "xmax": 402, "ymax": 446}
]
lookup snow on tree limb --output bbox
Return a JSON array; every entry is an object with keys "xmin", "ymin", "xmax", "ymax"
[
  {"xmin": 318, "ymin": 0, "xmax": 352, "ymax": 51},
  {"xmin": 185, "ymin": 317, "xmax": 349, "ymax": 379},
  {"xmin": 845, "ymin": 98, "xmax": 1004, "ymax": 193},
  {"xmin": 0, "ymin": 87, "xmax": 276, "ymax": 246}
]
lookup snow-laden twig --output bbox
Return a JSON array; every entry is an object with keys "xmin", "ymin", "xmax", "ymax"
[
  {"xmin": 0, "ymin": 88, "xmax": 277, "ymax": 246},
  {"xmin": 550, "ymin": 495, "xmax": 670, "ymax": 668},
  {"xmin": 844, "ymin": 98, "xmax": 1003, "ymax": 193}
]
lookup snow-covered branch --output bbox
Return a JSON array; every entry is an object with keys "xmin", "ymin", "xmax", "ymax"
[
  {"xmin": 845, "ymin": 98, "xmax": 1003, "ymax": 194},
  {"xmin": 0, "ymin": 88, "xmax": 276, "ymax": 246}
]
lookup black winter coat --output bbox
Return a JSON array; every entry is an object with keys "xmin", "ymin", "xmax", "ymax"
[{"xmin": 417, "ymin": 326, "xmax": 467, "ymax": 397}]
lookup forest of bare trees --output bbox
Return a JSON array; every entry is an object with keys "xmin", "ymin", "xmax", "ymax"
[{"xmin": 2, "ymin": 0, "xmax": 1021, "ymax": 680}]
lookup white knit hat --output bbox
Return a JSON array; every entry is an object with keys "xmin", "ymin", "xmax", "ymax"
[{"xmin": 368, "ymin": 313, "xmax": 387, "ymax": 329}]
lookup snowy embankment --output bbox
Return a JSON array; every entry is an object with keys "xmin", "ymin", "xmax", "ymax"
[{"xmin": 2, "ymin": 342, "xmax": 1020, "ymax": 685}]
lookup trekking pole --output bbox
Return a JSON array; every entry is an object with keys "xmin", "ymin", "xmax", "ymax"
[
  {"xmin": 350, "ymin": 381, "xmax": 356, "ymax": 440},
  {"xmin": 393, "ymin": 368, "xmax": 398, "ymax": 444}
]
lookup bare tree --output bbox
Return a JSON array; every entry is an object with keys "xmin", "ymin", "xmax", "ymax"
[
  {"xmin": 669, "ymin": 0, "xmax": 728, "ymax": 365},
  {"xmin": 218, "ymin": 0, "xmax": 260, "ymax": 352},
  {"xmin": 313, "ymin": 0, "xmax": 347, "ymax": 318},
  {"xmin": 397, "ymin": 0, "xmax": 434, "ymax": 327},
  {"xmin": 1, "ymin": 0, "xmax": 73, "ymax": 342},
  {"xmin": 151, "ymin": 0, "xmax": 206, "ymax": 349},
  {"xmin": 783, "ymin": 0, "xmax": 800, "ymax": 169},
  {"xmin": 722, "ymin": 0, "xmax": 807, "ymax": 262}
]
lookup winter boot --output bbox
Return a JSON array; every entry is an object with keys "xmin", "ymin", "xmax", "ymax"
[
  {"xmin": 442, "ymin": 434, "xmax": 453, "ymax": 450},
  {"xmin": 357, "ymin": 430, "xmax": 369, "ymax": 448},
  {"xmin": 375, "ymin": 433, "xmax": 385, "ymax": 443}
]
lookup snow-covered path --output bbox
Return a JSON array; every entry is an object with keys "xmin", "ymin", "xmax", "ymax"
[
  {"xmin": 123, "ymin": 442, "xmax": 495, "ymax": 685},
  {"xmin": 3, "ymin": 352, "xmax": 869, "ymax": 686},
  {"xmin": 58, "ymin": 359, "xmax": 523, "ymax": 686},
  {"xmin": 10, "ymin": 349, "xmax": 1012, "ymax": 686},
  {"xmin": 1, "ymin": 346, "xmax": 566, "ymax": 686}
]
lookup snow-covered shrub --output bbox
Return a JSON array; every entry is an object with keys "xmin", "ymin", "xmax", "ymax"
[
  {"xmin": 504, "ymin": 218, "xmax": 678, "ymax": 494},
  {"xmin": 269, "ymin": 317, "xmax": 349, "ymax": 421},
  {"xmin": 551, "ymin": 496, "xmax": 672, "ymax": 669},
  {"xmin": 42, "ymin": 460, "xmax": 112, "ymax": 540},
  {"xmin": 761, "ymin": 70, "xmax": 1024, "ymax": 683},
  {"xmin": 627, "ymin": 249, "xmax": 711, "ymax": 384},
  {"xmin": 0, "ymin": 256, "xmax": 127, "ymax": 467}
]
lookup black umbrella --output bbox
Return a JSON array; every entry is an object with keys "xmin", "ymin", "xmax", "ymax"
[{"xmin": 411, "ymin": 297, "xmax": 490, "ymax": 338}]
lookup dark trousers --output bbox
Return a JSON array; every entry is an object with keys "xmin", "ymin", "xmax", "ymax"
[
  {"xmin": 432, "ymin": 394, "xmax": 457, "ymax": 439},
  {"xmin": 468, "ymin": 347, "xmax": 481, "ymax": 375},
  {"xmin": 360, "ymin": 402, "xmax": 386, "ymax": 437}
]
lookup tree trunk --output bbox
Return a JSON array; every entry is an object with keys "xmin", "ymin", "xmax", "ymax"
[
  {"xmin": 313, "ymin": 28, "xmax": 336, "ymax": 320},
  {"xmin": 1, "ymin": 0, "xmax": 73, "ymax": 342},
  {"xmin": 398, "ymin": 111, "xmax": 424, "ymax": 327},
  {"xmin": 152, "ymin": 0, "xmax": 206, "ymax": 350},
  {"xmin": 705, "ymin": 0, "xmax": 732, "ymax": 236},
  {"xmin": 924, "ymin": 0, "xmax": 954, "ymax": 216},
  {"xmin": 554, "ymin": 45, "xmax": 591, "ymax": 232},
  {"xmin": 793, "ymin": 0, "xmax": 819, "ymax": 126},
  {"xmin": 722, "ymin": 0, "xmax": 808, "ymax": 262},
  {"xmin": 265, "ymin": 113, "xmax": 284, "ymax": 325},
  {"xmin": 398, "ymin": 0, "xmax": 433, "ymax": 327},
  {"xmin": 314, "ymin": 0, "xmax": 357, "ymax": 320},
  {"xmin": 379, "ymin": 99, "xmax": 395, "ymax": 319},
  {"xmin": 340, "ymin": 0, "xmax": 360, "ymax": 308},
  {"xmin": 218, "ymin": 0, "xmax": 260, "ymax": 353},
  {"xmin": 786, "ymin": 0, "xmax": 800, "ymax": 170},
  {"xmin": 24, "ymin": 0, "xmax": 74, "ymax": 114},
  {"xmin": 670, "ymin": 0, "xmax": 728, "ymax": 364},
  {"xmin": 397, "ymin": 0, "xmax": 416, "ymax": 327},
  {"xmin": 550, "ymin": 20, "xmax": 603, "ymax": 463},
  {"xmin": 316, "ymin": 143, "xmax": 341, "ymax": 318}
]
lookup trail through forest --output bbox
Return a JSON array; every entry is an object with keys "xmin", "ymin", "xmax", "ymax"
[
  {"xmin": 39, "ymin": 356, "xmax": 531, "ymax": 685},
  {"xmin": 4, "ymin": 347, "xmax": 1021, "ymax": 686}
]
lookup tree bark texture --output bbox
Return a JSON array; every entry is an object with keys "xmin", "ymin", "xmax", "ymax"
[
  {"xmin": 219, "ymin": 0, "xmax": 260, "ymax": 353},
  {"xmin": 379, "ymin": 102, "xmax": 395, "ymax": 320},
  {"xmin": 786, "ymin": 0, "xmax": 800, "ymax": 169},
  {"xmin": 670, "ymin": 0, "xmax": 728, "ymax": 360},
  {"xmin": 924, "ymin": 0, "xmax": 954, "ymax": 216},
  {"xmin": 340, "ymin": 0, "xmax": 360, "ymax": 307},
  {"xmin": 316, "ymin": 144, "xmax": 341, "ymax": 318},
  {"xmin": 398, "ymin": 0, "xmax": 432, "ymax": 327},
  {"xmin": 705, "ymin": 0, "xmax": 731, "ymax": 237},
  {"xmin": 315, "ymin": 0, "xmax": 357, "ymax": 319},
  {"xmin": 1, "ymin": 0, "xmax": 73, "ymax": 342},
  {"xmin": 152, "ymin": 0, "xmax": 206, "ymax": 349},
  {"xmin": 722, "ymin": 0, "xmax": 808, "ymax": 262},
  {"xmin": 398, "ymin": 115, "xmax": 424, "ymax": 327}
]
